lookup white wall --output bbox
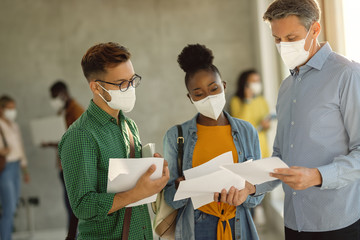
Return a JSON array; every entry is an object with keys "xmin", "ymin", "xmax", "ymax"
[{"xmin": 0, "ymin": 0, "xmax": 261, "ymax": 230}]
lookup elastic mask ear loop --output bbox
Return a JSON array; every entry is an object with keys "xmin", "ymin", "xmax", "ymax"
[
  {"xmin": 97, "ymin": 82, "xmax": 110, "ymax": 103},
  {"xmin": 305, "ymin": 26, "xmax": 314, "ymax": 52}
]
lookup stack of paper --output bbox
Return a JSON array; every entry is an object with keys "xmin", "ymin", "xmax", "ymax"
[
  {"xmin": 107, "ymin": 157, "xmax": 164, "ymax": 207},
  {"xmin": 174, "ymin": 152, "xmax": 288, "ymax": 209}
]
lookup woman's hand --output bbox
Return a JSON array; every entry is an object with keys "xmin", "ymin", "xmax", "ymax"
[
  {"xmin": 175, "ymin": 176, "xmax": 185, "ymax": 190},
  {"xmin": 214, "ymin": 181, "xmax": 256, "ymax": 206}
]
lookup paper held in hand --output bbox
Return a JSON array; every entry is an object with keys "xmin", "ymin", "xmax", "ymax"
[
  {"xmin": 174, "ymin": 151, "xmax": 288, "ymax": 209},
  {"xmin": 107, "ymin": 157, "xmax": 164, "ymax": 207}
]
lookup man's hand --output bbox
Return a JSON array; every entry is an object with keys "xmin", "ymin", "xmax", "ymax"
[
  {"xmin": 132, "ymin": 155, "xmax": 170, "ymax": 202},
  {"xmin": 214, "ymin": 181, "xmax": 256, "ymax": 206},
  {"xmin": 270, "ymin": 166, "xmax": 322, "ymax": 190},
  {"xmin": 108, "ymin": 153, "xmax": 170, "ymax": 214}
]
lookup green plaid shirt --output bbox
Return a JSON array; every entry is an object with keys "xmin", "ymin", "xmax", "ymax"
[{"xmin": 59, "ymin": 100, "xmax": 153, "ymax": 240}]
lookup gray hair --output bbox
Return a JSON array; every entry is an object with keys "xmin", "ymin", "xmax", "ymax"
[{"xmin": 263, "ymin": 0, "xmax": 321, "ymax": 30}]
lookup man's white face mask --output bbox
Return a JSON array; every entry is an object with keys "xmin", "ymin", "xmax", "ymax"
[
  {"xmin": 276, "ymin": 27, "xmax": 314, "ymax": 70},
  {"xmin": 97, "ymin": 83, "xmax": 136, "ymax": 112},
  {"xmin": 191, "ymin": 91, "xmax": 226, "ymax": 120},
  {"xmin": 50, "ymin": 97, "xmax": 64, "ymax": 111}
]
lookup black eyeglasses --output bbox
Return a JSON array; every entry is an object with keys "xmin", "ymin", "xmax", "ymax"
[{"xmin": 96, "ymin": 74, "xmax": 142, "ymax": 92}]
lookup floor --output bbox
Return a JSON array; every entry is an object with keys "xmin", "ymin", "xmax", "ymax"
[{"xmin": 12, "ymin": 225, "xmax": 282, "ymax": 240}]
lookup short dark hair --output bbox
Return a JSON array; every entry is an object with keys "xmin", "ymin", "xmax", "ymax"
[
  {"xmin": 0, "ymin": 95, "xmax": 15, "ymax": 109},
  {"xmin": 50, "ymin": 80, "xmax": 68, "ymax": 95},
  {"xmin": 81, "ymin": 42, "xmax": 131, "ymax": 82},
  {"xmin": 235, "ymin": 69, "xmax": 259, "ymax": 102},
  {"xmin": 263, "ymin": 0, "xmax": 321, "ymax": 30}
]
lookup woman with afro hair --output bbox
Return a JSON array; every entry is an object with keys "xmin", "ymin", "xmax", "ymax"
[{"xmin": 163, "ymin": 44, "xmax": 264, "ymax": 240}]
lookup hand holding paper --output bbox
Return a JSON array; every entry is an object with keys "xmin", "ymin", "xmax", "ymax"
[
  {"xmin": 173, "ymin": 152, "xmax": 289, "ymax": 209},
  {"xmin": 107, "ymin": 157, "xmax": 169, "ymax": 207},
  {"xmin": 270, "ymin": 166, "xmax": 322, "ymax": 190},
  {"xmin": 220, "ymin": 157, "xmax": 289, "ymax": 185}
]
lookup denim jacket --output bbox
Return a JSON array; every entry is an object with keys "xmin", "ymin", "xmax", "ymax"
[{"xmin": 163, "ymin": 111, "xmax": 264, "ymax": 240}]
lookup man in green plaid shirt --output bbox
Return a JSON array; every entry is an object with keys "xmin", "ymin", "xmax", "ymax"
[{"xmin": 59, "ymin": 42, "xmax": 169, "ymax": 240}]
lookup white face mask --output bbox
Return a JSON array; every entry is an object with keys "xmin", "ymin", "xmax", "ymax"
[
  {"xmin": 50, "ymin": 97, "xmax": 64, "ymax": 111},
  {"xmin": 4, "ymin": 109, "xmax": 17, "ymax": 121},
  {"xmin": 191, "ymin": 91, "xmax": 226, "ymax": 120},
  {"xmin": 276, "ymin": 28, "xmax": 314, "ymax": 70},
  {"xmin": 249, "ymin": 82, "xmax": 262, "ymax": 96},
  {"xmin": 97, "ymin": 83, "xmax": 136, "ymax": 112}
]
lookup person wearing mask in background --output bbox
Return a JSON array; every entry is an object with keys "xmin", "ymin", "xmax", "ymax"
[
  {"xmin": 245, "ymin": 0, "xmax": 360, "ymax": 239},
  {"xmin": 163, "ymin": 44, "xmax": 264, "ymax": 240},
  {"xmin": 59, "ymin": 42, "xmax": 169, "ymax": 239},
  {"xmin": 0, "ymin": 95, "xmax": 30, "ymax": 240},
  {"xmin": 42, "ymin": 80, "xmax": 84, "ymax": 240},
  {"xmin": 230, "ymin": 69, "xmax": 272, "ymax": 159}
]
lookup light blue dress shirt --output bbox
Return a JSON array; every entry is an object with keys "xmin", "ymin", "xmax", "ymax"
[{"xmin": 256, "ymin": 43, "xmax": 360, "ymax": 232}]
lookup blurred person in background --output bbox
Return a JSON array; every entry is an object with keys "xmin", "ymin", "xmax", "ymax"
[
  {"xmin": 230, "ymin": 69, "xmax": 272, "ymax": 159},
  {"xmin": 0, "ymin": 95, "xmax": 30, "ymax": 240},
  {"xmin": 42, "ymin": 80, "xmax": 84, "ymax": 240}
]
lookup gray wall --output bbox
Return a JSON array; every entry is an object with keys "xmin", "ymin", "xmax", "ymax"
[{"xmin": 0, "ymin": 0, "xmax": 257, "ymax": 230}]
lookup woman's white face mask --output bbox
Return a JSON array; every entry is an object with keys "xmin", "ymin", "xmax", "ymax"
[
  {"xmin": 4, "ymin": 109, "xmax": 17, "ymax": 121},
  {"xmin": 97, "ymin": 83, "xmax": 136, "ymax": 112},
  {"xmin": 276, "ymin": 27, "xmax": 314, "ymax": 70},
  {"xmin": 191, "ymin": 91, "xmax": 226, "ymax": 120}
]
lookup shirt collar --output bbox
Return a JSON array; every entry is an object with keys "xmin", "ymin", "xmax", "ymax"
[
  {"xmin": 304, "ymin": 42, "xmax": 332, "ymax": 71},
  {"xmin": 87, "ymin": 100, "xmax": 122, "ymax": 126}
]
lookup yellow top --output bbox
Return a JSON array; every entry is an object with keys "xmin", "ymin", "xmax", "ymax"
[
  {"xmin": 192, "ymin": 124, "xmax": 238, "ymax": 240},
  {"xmin": 230, "ymin": 95, "xmax": 270, "ymax": 158}
]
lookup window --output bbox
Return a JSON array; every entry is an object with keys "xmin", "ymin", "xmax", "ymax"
[{"xmin": 343, "ymin": 0, "xmax": 360, "ymax": 62}]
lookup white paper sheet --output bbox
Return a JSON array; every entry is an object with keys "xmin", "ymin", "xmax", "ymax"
[
  {"xmin": 174, "ymin": 152, "xmax": 245, "ymax": 209},
  {"xmin": 29, "ymin": 116, "xmax": 66, "ymax": 146},
  {"xmin": 107, "ymin": 157, "xmax": 164, "ymax": 207},
  {"xmin": 220, "ymin": 157, "xmax": 289, "ymax": 185},
  {"xmin": 183, "ymin": 151, "xmax": 234, "ymax": 179},
  {"xmin": 175, "ymin": 169, "xmax": 245, "ymax": 208}
]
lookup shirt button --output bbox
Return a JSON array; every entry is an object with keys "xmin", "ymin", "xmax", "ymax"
[
  {"xmin": 291, "ymin": 121, "xmax": 294, "ymax": 125},
  {"xmin": 293, "ymin": 192, "xmax": 296, "ymax": 195},
  {"xmin": 290, "ymin": 144, "xmax": 294, "ymax": 148},
  {"xmin": 143, "ymin": 226, "xmax": 146, "ymax": 229},
  {"xmin": 293, "ymin": 99, "xmax": 296, "ymax": 103},
  {"xmin": 298, "ymin": 77, "xmax": 302, "ymax": 81}
]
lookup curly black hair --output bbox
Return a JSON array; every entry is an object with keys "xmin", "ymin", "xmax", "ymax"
[{"xmin": 177, "ymin": 44, "xmax": 221, "ymax": 86}]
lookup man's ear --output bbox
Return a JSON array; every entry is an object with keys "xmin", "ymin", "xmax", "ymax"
[
  {"xmin": 312, "ymin": 21, "xmax": 321, "ymax": 39},
  {"xmin": 89, "ymin": 81, "xmax": 99, "ymax": 95},
  {"xmin": 223, "ymin": 81, "xmax": 227, "ymax": 91},
  {"xmin": 187, "ymin": 93, "xmax": 193, "ymax": 104}
]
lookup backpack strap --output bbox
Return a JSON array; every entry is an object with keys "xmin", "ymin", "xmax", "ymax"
[{"xmin": 176, "ymin": 125, "xmax": 184, "ymax": 176}]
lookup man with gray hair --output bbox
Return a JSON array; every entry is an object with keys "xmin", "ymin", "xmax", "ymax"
[{"xmin": 252, "ymin": 0, "xmax": 360, "ymax": 239}]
